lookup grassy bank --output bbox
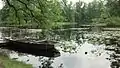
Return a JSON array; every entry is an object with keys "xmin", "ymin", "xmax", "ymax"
[{"xmin": 0, "ymin": 55, "xmax": 32, "ymax": 68}]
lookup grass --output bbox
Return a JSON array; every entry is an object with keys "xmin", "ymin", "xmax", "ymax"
[{"xmin": 0, "ymin": 55, "xmax": 33, "ymax": 68}]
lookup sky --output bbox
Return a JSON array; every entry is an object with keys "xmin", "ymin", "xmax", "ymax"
[
  {"xmin": 0, "ymin": 0, "xmax": 93, "ymax": 9},
  {"xmin": 0, "ymin": 0, "xmax": 4, "ymax": 9},
  {"xmin": 69, "ymin": 0, "xmax": 93, "ymax": 4}
]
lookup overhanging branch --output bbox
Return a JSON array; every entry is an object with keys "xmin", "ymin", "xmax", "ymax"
[
  {"xmin": 6, "ymin": 0, "xmax": 20, "ymax": 24},
  {"xmin": 16, "ymin": 0, "xmax": 40, "ymax": 24}
]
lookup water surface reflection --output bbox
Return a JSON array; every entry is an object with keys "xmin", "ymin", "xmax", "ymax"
[
  {"xmin": 8, "ymin": 41, "xmax": 112, "ymax": 68},
  {"xmin": 0, "ymin": 30, "xmax": 119, "ymax": 68}
]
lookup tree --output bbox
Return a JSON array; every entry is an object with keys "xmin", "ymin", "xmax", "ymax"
[
  {"xmin": 61, "ymin": 0, "xmax": 75, "ymax": 22},
  {"xmin": 0, "ymin": 0, "xmax": 63, "ymax": 29},
  {"xmin": 106, "ymin": 0, "xmax": 120, "ymax": 17},
  {"xmin": 75, "ymin": 1, "xmax": 87, "ymax": 24},
  {"xmin": 92, "ymin": 0, "xmax": 120, "ymax": 26},
  {"xmin": 75, "ymin": 0, "xmax": 103, "ymax": 25}
]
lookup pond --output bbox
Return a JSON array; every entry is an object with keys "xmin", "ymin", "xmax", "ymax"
[{"xmin": 0, "ymin": 30, "xmax": 119, "ymax": 68}]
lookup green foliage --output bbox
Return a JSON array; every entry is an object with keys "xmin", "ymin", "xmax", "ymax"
[
  {"xmin": 1, "ymin": 0, "xmax": 120, "ymax": 28},
  {"xmin": 106, "ymin": 0, "xmax": 120, "ymax": 17},
  {"xmin": 0, "ymin": 0, "xmax": 63, "ymax": 29},
  {"xmin": 75, "ymin": 1, "xmax": 86, "ymax": 24},
  {"xmin": 75, "ymin": 0, "xmax": 104, "ymax": 25},
  {"xmin": 0, "ymin": 55, "xmax": 32, "ymax": 68},
  {"xmin": 86, "ymin": 0, "xmax": 103, "ymax": 22},
  {"xmin": 61, "ymin": 0, "xmax": 75, "ymax": 22},
  {"xmin": 107, "ymin": 17, "xmax": 120, "ymax": 26},
  {"xmin": 92, "ymin": 0, "xmax": 120, "ymax": 26}
]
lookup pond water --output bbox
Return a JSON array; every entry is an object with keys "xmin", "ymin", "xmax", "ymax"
[
  {"xmin": 0, "ymin": 30, "xmax": 120, "ymax": 68},
  {"xmin": 7, "ymin": 41, "xmax": 111, "ymax": 68}
]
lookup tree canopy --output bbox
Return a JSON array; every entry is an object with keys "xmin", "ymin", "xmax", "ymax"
[
  {"xmin": 0, "ymin": 0, "xmax": 120, "ymax": 28},
  {"xmin": 0, "ymin": 0, "xmax": 63, "ymax": 28}
]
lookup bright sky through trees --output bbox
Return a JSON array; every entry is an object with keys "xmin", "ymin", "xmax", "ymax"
[
  {"xmin": 69, "ymin": 0, "xmax": 93, "ymax": 4},
  {"xmin": 0, "ymin": 0, "xmax": 3, "ymax": 9}
]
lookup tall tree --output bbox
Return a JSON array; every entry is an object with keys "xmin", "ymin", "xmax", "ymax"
[
  {"xmin": 92, "ymin": 0, "xmax": 120, "ymax": 26},
  {"xmin": 75, "ymin": 0, "xmax": 103, "ymax": 25},
  {"xmin": 61, "ymin": 0, "xmax": 75, "ymax": 22},
  {"xmin": 75, "ymin": 1, "xmax": 86, "ymax": 24},
  {"xmin": 106, "ymin": 0, "xmax": 120, "ymax": 17},
  {"xmin": 0, "ymin": 0, "xmax": 63, "ymax": 28}
]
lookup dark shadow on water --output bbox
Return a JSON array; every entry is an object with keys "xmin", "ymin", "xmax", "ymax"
[{"xmin": 0, "ymin": 42, "xmax": 60, "ymax": 57}]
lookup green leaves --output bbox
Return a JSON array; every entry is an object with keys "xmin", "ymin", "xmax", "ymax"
[
  {"xmin": 61, "ymin": 0, "xmax": 75, "ymax": 22},
  {"xmin": 1, "ymin": 0, "xmax": 120, "ymax": 28},
  {"xmin": 0, "ymin": 0, "xmax": 63, "ymax": 29}
]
